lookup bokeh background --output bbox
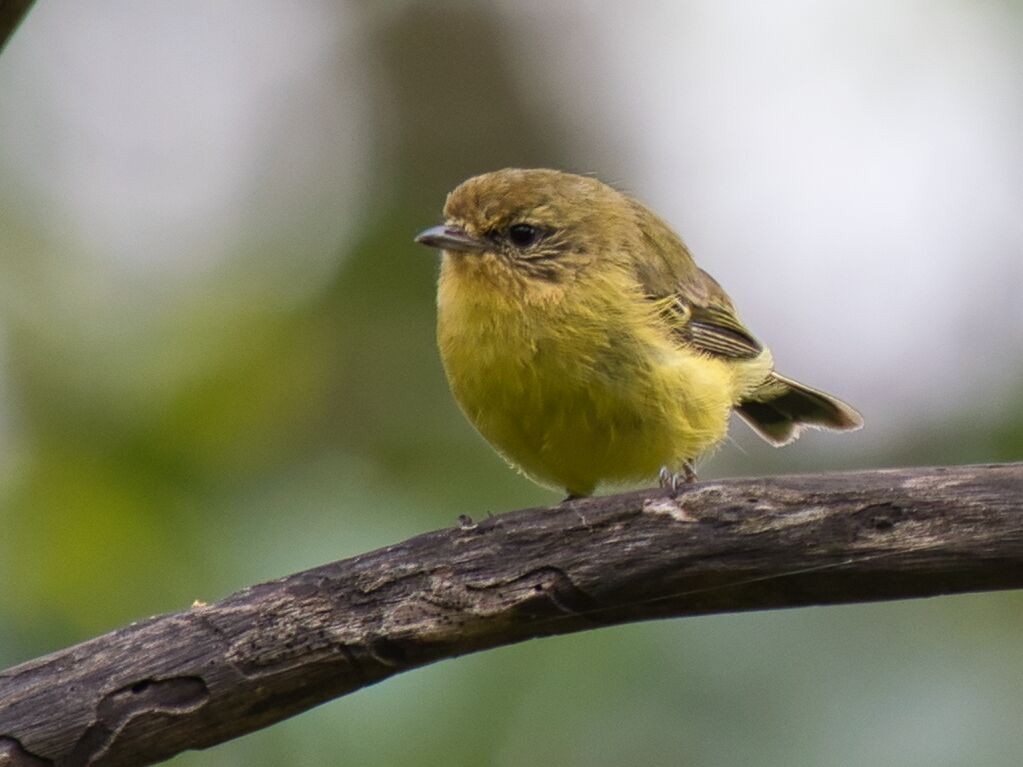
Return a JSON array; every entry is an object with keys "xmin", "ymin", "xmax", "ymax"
[{"xmin": 1, "ymin": 1, "xmax": 1022, "ymax": 765}]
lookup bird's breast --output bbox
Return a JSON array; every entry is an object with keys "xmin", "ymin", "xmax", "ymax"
[{"xmin": 434, "ymin": 257, "xmax": 736, "ymax": 493}]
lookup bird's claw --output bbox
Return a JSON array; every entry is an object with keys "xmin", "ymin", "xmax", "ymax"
[{"xmin": 659, "ymin": 462, "xmax": 698, "ymax": 497}]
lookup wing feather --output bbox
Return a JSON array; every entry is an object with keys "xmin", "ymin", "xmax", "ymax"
[
  {"xmin": 649, "ymin": 270, "xmax": 762, "ymax": 361},
  {"xmin": 625, "ymin": 199, "xmax": 761, "ymax": 361}
]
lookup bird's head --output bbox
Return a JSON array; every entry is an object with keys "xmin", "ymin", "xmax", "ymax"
[{"xmin": 415, "ymin": 168, "xmax": 638, "ymax": 283}]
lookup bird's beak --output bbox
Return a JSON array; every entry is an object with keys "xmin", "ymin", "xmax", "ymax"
[{"xmin": 414, "ymin": 224, "xmax": 486, "ymax": 253}]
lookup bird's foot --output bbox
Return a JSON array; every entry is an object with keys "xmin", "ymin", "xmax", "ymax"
[{"xmin": 658, "ymin": 462, "xmax": 698, "ymax": 497}]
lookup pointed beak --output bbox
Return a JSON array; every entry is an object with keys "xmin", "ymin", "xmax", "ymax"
[{"xmin": 414, "ymin": 224, "xmax": 487, "ymax": 253}]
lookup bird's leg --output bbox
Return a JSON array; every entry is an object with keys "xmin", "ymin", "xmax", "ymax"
[
  {"xmin": 659, "ymin": 462, "xmax": 699, "ymax": 497},
  {"xmin": 658, "ymin": 467, "xmax": 681, "ymax": 497}
]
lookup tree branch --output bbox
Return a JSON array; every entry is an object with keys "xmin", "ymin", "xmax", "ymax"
[
  {"xmin": 1, "ymin": 463, "xmax": 1021, "ymax": 766},
  {"xmin": 0, "ymin": 0, "xmax": 34, "ymax": 55}
]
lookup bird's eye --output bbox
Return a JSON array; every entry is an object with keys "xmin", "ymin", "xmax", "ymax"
[{"xmin": 508, "ymin": 223, "xmax": 539, "ymax": 248}]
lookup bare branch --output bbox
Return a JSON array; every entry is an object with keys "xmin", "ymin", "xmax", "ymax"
[
  {"xmin": 1, "ymin": 463, "xmax": 1021, "ymax": 766},
  {"xmin": 0, "ymin": 0, "xmax": 34, "ymax": 55}
]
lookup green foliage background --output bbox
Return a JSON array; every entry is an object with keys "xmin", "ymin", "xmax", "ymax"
[{"xmin": 1, "ymin": 3, "xmax": 1021, "ymax": 766}]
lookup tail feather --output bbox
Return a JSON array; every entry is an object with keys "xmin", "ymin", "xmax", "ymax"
[{"xmin": 736, "ymin": 372, "xmax": 863, "ymax": 447}]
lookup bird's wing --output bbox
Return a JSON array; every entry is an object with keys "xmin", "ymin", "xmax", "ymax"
[
  {"xmin": 650, "ymin": 268, "xmax": 763, "ymax": 360},
  {"xmin": 625, "ymin": 198, "xmax": 762, "ymax": 360}
]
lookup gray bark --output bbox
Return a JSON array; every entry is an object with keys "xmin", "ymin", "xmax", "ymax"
[{"xmin": 1, "ymin": 463, "xmax": 1021, "ymax": 766}]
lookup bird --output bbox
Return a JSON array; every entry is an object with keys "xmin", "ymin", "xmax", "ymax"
[{"xmin": 415, "ymin": 168, "xmax": 862, "ymax": 498}]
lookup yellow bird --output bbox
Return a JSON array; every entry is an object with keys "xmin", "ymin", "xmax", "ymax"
[{"xmin": 416, "ymin": 169, "xmax": 861, "ymax": 498}]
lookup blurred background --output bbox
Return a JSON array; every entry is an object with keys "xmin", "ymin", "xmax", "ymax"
[{"xmin": 1, "ymin": 1, "xmax": 1021, "ymax": 765}]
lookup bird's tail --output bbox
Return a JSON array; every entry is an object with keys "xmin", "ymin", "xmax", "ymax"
[{"xmin": 736, "ymin": 372, "xmax": 863, "ymax": 447}]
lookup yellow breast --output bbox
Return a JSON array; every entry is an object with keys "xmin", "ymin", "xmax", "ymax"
[{"xmin": 436, "ymin": 254, "xmax": 757, "ymax": 496}]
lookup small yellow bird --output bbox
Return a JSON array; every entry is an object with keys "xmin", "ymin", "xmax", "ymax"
[{"xmin": 416, "ymin": 169, "xmax": 862, "ymax": 498}]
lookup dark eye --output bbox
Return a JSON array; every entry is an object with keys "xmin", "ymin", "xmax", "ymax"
[{"xmin": 508, "ymin": 223, "xmax": 539, "ymax": 248}]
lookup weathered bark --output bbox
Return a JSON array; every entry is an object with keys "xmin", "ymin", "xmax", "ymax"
[{"xmin": 1, "ymin": 463, "xmax": 1021, "ymax": 766}]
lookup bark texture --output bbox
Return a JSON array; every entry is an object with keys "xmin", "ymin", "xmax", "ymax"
[{"xmin": 1, "ymin": 463, "xmax": 1021, "ymax": 766}]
